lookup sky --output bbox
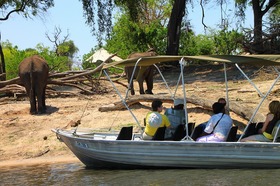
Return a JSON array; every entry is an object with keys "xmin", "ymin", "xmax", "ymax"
[{"xmin": 0, "ymin": 0, "xmax": 254, "ymax": 63}]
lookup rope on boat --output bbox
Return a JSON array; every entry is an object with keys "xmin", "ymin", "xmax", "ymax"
[
  {"xmin": 108, "ymin": 110, "xmax": 121, "ymax": 131},
  {"xmin": 73, "ymin": 100, "xmax": 90, "ymax": 135}
]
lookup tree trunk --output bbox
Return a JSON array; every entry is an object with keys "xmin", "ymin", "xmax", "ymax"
[
  {"xmin": 166, "ymin": 0, "xmax": 186, "ymax": 55},
  {"xmin": 252, "ymin": 1, "xmax": 264, "ymax": 53},
  {"xmin": 0, "ymin": 38, "xmax": 6, "ymax": 81}
]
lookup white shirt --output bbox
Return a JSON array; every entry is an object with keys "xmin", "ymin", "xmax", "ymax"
[{"xmin": 204, "ymin": 113, "xmax": 232, "ymax": 140}]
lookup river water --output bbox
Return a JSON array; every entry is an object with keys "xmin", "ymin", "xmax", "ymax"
[{"xmin": 1, "ymin": 162, "xmax": 280, "ymax": 186}]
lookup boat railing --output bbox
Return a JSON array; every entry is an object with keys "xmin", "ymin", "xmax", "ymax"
[{"xmin": 272, "ymin": 121, "xmax": 280, "ymax": 142}]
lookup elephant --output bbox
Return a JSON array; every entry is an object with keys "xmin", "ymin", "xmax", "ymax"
[
  {"xmin": 18, "ymin": 55, "xmax": 49, "ymax": 114},
  {"xmin": 125, "ymin": 48, "xmax": 156, "ymax": 95}
]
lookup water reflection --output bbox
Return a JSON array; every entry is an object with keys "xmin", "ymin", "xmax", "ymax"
[{"xmin": 1, "ymin": 162, "xmax": 280, "ymax": 186}]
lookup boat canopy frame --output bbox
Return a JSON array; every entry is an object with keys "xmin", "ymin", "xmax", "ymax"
[{"xmin": 102, "ymin": 55, "xmax": 280, "ymax": 142}]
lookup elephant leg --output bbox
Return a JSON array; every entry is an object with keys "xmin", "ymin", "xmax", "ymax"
[
  {"xmin": 131, "ymin": 87, "xmax": 135, "ymax": 95},
  {"xmin": 138, "ymin": 79, "xmax": 145, "ymax": 94},
  {"xmin": 145, "ymin": 77, "xmax": 153, "ymax": 94},
  {"xmin": 37, "ymin": 92, "xmax": 44, "ymax": 114},
  {"xmin": 126, "ymin": 70, "xmax": 135, "ymax": 95},
  {"xmin": 144, "ymin": 68, "xmax": 154, "ymax": 94},
  {"xmin": 42, "ymin": 87, "xmax": 46, "ymax": 111},
  {"xmin": 127, "ymin": 80, "xmax": 135, "ymax": 95},
  {"xmin": 28, "ymin": 87, "xmax": 37, "ymax": 115},
  {"xmin": 37, "ymin": 83, "xmax": 47, "ymax": 114}
]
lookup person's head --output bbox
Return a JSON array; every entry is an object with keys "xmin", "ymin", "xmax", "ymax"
[
  {"xmin": 152, "ymin": 100, "xmax": 163, "ymax": 112},
  {"xmin": 212, "ymin": 102, "xmax": 225, "ymax": 114},
  {"xmin": 269, "ymin": 100, "xmax": 280, "ymax": 115},
  {"xmin": 218, "ymin": 98, "xmax": 226, "ymax": 106},
  {"xmin": 173, "ymin": 99, "xmax": 184, "ymax": 110}
]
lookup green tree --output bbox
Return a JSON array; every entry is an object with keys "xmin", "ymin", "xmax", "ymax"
[
  {"xmin": 0, "ymin": 0, "xmax": 54, "ymax": 21},
  {"xmin": 0, "ymin": 0, "xmax": 54, "ymax": 80},
  {"xmin": 266, "ymin": 5, "xmax": 280, "ymax": 53},
  {"xmin": 46, "ymin": 27, "xmax": 79, "ymax": 70},
  {"xmin": 57, "ymin": 40, "xmax": 79, "ymax": 70},
  {"xmin": 2, "ymin": 41, "xmax": 71, "ymax": 79},
  {"xmin": 212, "ymin": 29, "xmax": 244, "ymax": 55},
  {"xmin": 80, "ymin": 0, "xmax": 114, "ymax": 46},
  {"xmin": 81, "ymin": 49, "xmax": 95, "ymax": 69},
  {"xmin": 179, "ymin": 32, "xmax": 215, "ymax": 56},
  {"xmin": 105, "ymin": 1, "xmax": 171, "ymax": 58},
  {"xmin": 235, "ymin": 0, "xmax": 279, "ymax": 53},
  {"xmin": 2, "ymin": 41, "xmax": 26, "ymax": 79}
]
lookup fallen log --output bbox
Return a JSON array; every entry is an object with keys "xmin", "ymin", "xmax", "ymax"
[{"xmin": 98, "ymin": 94, "xmax": 265, "ymax": 123}]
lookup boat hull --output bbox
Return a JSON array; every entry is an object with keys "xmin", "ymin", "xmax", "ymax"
[{"xmin": 54, "ymin": 129, "xmax": 280, "ymax": 169}]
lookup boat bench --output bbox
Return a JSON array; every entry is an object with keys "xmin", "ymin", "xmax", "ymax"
[
  {"xmin": 116, "ymin": 126, "xmax": 133, "ymax": 140},
  {"xmin": 190, "ymin": 125, "xmax": 238, "ymax": 142}
]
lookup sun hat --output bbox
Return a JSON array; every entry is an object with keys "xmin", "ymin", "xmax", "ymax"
[
  {"xmin": 148, "ymin": 112, "xmax": 162, "ymax": 127},
  {"xmin": 174, "ymin": 99, "xmax": 184, "ymax": 106}
]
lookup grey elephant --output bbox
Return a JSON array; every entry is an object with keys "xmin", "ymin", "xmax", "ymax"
[
  {"xmin": 18, "ymin": 55, "xmax": 49, "ymax": 114},
  {"xmin": 125, "ymin": 48, "xmax": 156, "ymax": 95}
]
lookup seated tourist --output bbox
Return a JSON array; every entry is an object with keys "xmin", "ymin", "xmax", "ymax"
[
  {"xmin": 196, "ymin": 97, "xmax": 229, "ymax": 130},
  {"xmin": 196, "ymin": 102, "xmax": 232, "ymax": 142},
  {"xmin": 164, "ymin": 98, "xmax": 186, "ymax": 139},
  {"xmin": 143, "ymin": 100, "xmax": 171, "ymax": 140},
  {"xmin": 241, "ymin": 100, "xmax": 280, "ymax": 142}
]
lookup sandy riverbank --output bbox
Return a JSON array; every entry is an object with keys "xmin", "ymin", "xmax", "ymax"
[{"xmin": 1, "ymin": 65, "xmax": 278, "ymax": 168}]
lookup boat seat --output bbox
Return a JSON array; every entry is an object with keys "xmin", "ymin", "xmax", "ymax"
[
  {"xmin": 172, "ymin": 122, "xmax": 195, "ymax": 141},
  {"xmin": 242, "ymin": 123, "xmax": 257, "ymax": 138},
  {"xmin": 188, "ymin": 122, "xmax": 195, "ymax": 135},
  {"xmin": 116, "ymin": 126, "xmax": 133, "ymax": 140},
  {"xmin": 255, "ymin": 122, "xmax": 264, "ymax": 133},
  {"xmin": 172, "ymin": 124, "xmax": 186, "ymax": 141},
  {"xmin": 226, "ymin": 126, "xmax": 238, "ymax": 142},
  {"xmin": 190, "ymin": 124, "xmax": 205, "ymax": 141},
  {"xmin": 152, "ymin": 127, "xmax": 166, "ymax": 141}
]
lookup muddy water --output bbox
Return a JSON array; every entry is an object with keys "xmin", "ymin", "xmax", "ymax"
[{"xmin": 1, "ymin": 162, "xmax": 280, "ymax": 185}]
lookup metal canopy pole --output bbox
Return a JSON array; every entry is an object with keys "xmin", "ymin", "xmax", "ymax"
[
  {"xmin": 125, "ymin": 58, "xmax": 142, "ymax": 100},
  {"xmin": 237, "ymin": 66, "xmax": 280, "ymax": 141},
  {"xmin": 153, "ymin": 64, "xmax": 173, "ymax": 97},
  {"xmin": 235, "ymin": 64, "xmax": 264, "ymax": 98},
  {"xmin": 223, "ymin": 63, "xmax": 230, "ymax": 114},
  {"xmin": 103, "ymin": 70, "xmax": 144, "ymax": 134},
  {"xmin": 179, "ymin": 58, "xmax": 192, "ymax": 140}
]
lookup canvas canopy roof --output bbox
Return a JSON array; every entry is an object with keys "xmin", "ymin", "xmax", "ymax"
[
  {"xmin": 103, "ymin": 55, "xmax": 280, "ymax": 69},
  {"xmin": 87, "ymin": 48, "xmax": 123, "ymax": 63}
]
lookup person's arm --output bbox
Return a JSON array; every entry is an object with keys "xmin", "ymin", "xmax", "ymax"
[
  {"xmin": 163, "ymin": 115, "xmax": 171, "ymax": 128},
  {"xmin": 204, "ymin": 116, "xmax": 215, "ymax": 134},
  {"xmin": 258, "ymin": 114, "xmax": 273, "ymax": 133}
]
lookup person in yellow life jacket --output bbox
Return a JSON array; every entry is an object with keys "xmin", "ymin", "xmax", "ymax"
[{"xmin": 143, "ymin": 100, "xmax": 171, "ymax": 140}]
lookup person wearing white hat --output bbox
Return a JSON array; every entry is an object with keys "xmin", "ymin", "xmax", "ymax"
[
  {"xmin": 164, "ymin": 98, "xmax": 186, "ymax": 139},
  {"xmin": 143, "ymin": 100, "xmax": 171, "ymax": 140}
]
